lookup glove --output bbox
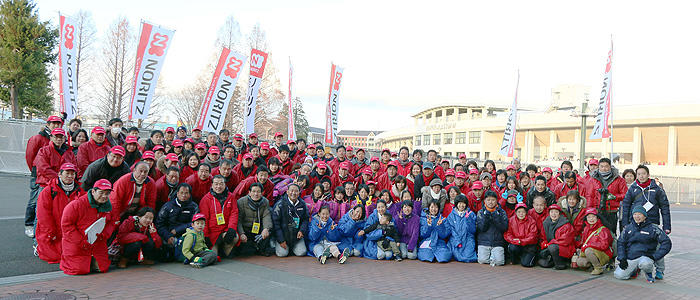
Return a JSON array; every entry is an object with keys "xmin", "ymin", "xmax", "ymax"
[
  {"xmin": 204, "ymin": 237, "xmax": 212, "ymax": 249},
  {"xmin": 618, "ymin": 259, "xmax": 628, "ymax": 270},
  {"xmin": 597, "ymin": 188, "xmax": 608, "ymax": 194},
  {"xmin": 223, "ymin": 228, "xmax": 237, "ymax": 244}
]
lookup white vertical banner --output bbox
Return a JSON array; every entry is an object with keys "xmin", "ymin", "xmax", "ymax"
[
  {"xmin": 287, "ymin": 57, "xmax": 296, "ymax": 140},
  {"xmin": 129, "ymin": 21, "xmax": 175, "ymax": 120},
  {"xmin": 58, "ymin": 14, "xmax": 79, "ymax": 121},
  {"xmin": 244, "ymin": 49, "xmax": 268, "ymax": 135},
  {"xmin": 196, "ymin": 47, "xmax": 247, "ymax": 132},
  {"xmin": 324, "ymin": 63, "xmax": 344, "ymax": 144},
  {"xmin": 590, "ymin": 40, "xmax": 613, "ymax": 140},
  {"xmin": 499, "ymin": 70, "xmax": 520, "ymax": 157}
]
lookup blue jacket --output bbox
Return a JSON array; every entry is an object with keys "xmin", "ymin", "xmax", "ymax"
[
  {"xmin": 155, "ymin": 198, "xmax": 199, "ymax": 242},
  {"xmin": 446, "ymin": 208, "xmax": 477, "ymax": 262},
  {"xmin": 618, "ymin": 220, "xmax": 672, "ymax": 261},
  {"xmin": 476, "ymin": 206, "xmax": 508, "ymax": 248},
  {"xmin": 271, "ymin": 195, "xmax": 310, "ymax": 244},
  {"xmin": 338, "ymin": 210, "xmax": 365, "ymax": 252},
  {"xmin": 622, "ymin": 181, "xmax": 671, "ymax": 232},
  {"xmin": 362, "ymin": 210, "xmax": 389, "ymax": 260},
  {"xmin": 418, "ymin": 211, "xmax": 452, "ymax": 263},
  {"xmin": 306, "ymin": 215, "xmax": 341, "ymax": 256}
]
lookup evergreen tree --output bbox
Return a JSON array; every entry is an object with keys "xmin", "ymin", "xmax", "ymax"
[{"xmin": 293, "ymin": 97, "xmax": 309, "ymax": 140}]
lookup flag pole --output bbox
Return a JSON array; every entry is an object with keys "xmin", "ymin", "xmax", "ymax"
[{"xmin": 609, "ymin": 36, "xmax": 614, "ymax": 160}]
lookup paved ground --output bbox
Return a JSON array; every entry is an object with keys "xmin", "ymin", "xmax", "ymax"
[{"xmin": 1, "ymin": 173, "xmax": 699, "ymax": 299}]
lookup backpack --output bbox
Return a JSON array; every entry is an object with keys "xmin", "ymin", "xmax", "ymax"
[{"xmin": 174, "ymin": 231, "xmax": 197, "ymax": 263}]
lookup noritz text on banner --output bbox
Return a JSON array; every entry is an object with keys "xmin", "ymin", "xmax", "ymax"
[
  {"xmin": 244, "ymin": 49, "xmax": 268, "ymax": 135},
  {"xmin": 590, "ymin": 42, "xmax": 613, "ymax": 140},
  {"xmin": 499, "ymin": 70, "xmax": 520, "ymax": 157},
  {"xmin": 196, "ymin": 47, "xmax": 247, "ymax": 132},
  {"xmin": 58, "ymin": 14, "xmax": 79, "ymax": 121},
  {"xmin": 129, "ymin": 21, "xmax": 174, "ymax": 120},
  {"xmin": 324, "ymin": 64, "xmax": 344, "ymax": 144},
  {"xmin": 287, "ymin": 57, "xmax": 296, "ymax": 140}
]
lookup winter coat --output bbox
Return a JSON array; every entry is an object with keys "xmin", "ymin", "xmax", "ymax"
[
  {"xmin": 109, "ymin": 173, "xmax": 157, "ymax": 220},
  {"xmin": 618, "ymin": 220, "xmax": 672, "ymax": 261},
  {"xmin": 504, "ymin": 215, "xmax": 539, "ymax": 246},
  {"xmin": 554, "ymin": 182, "xmax": 590, "ymax": 202},
  {"xmin": 527, "ymin": 208, "xmax": 548, "ymax": 240},
  {"xmin": 588, "ymin": 168, "xmax": 628, "ymax": 211},
  {"xmin": 181, "ymin": 227, "xmax": 208, "ymax": 260},
  {"xmin": 76, "ymin": 140, "xmax": 111, "ymax": 177},
  {"xmin": 337, "ymin": 210, "xmax": 365, "ymax": 253},
  {"xmin": 211, "ymin": 167, "xmax": 240, "ymax": 192},
  {"xmin": 466, "ymin": 191, "xmax": 485, "ymax": 214},
  {"xmin": 34, "ymin": 143, "xmax": 76, "ymax": 187},
  {"xmin": 395, "ymin": 160, "xmax": 413, "ymax": 177},
  {"xmin": 80, "ymin": 156, "xmax": 130, "ymax": 190},
  {"xmin": 420, "ymin": 186, "xmax": 447, "ymax": 215},
  {"xmin": 199, "ymin": 191, "xmax": 239, "ymax": 244},
  {"xmin": 185, "ymin": 174, "xmax": 212, "ymax": 204},
  {"xmin": 418, "ymin": 211, "xmax": 452, "ymax": 262},
  {"xmin": 155, "ymin": 176, "xmax": 178, "ymax": 209},
  {"xmin": 60, "ymin": 193, "xmax": 117, "ymax": 275},
  {"xmin": 446, "ymin": 207, "xmax": 477, "ymax": 262},
  {"xmin": 179, "ymin": 165, "xmax": 196, "ymax": 184},
  {"xmin": 331, "ymin": 173, "xmax": 355, "ymax": 191},
  {"xmin": 622, "ymin": 180, "xmax": 671, "ymax": 232},
  {"xmin": 302, "ymin": 194, "xmax": 331, "ymax": 217},
  {"xmin": 271, "ymin": 196, "xmax": 310, "ymax": 245},
  {"xmin": 116, "ymin": 216, "xmax": 162, "ymax": 249},
  {"xmin": 231, "ymin": 163, "xmax": 258, "ymax": 182},
  {"xmin": 540, "ymin": 217, "xmax": 576, "ymax": 258},
  {"xmin": 476, "ymin": 206, "xmax": 508, "ymax": 248},
  {"xmin": 26, "ymin": 129, "xmax": 51, "ymax": 172},
  {"xmin": 394, "ymin": 211, "xmax": 420, "ymax": 251},
  {"xmin": 36, "ymin": 178, "xmax": 84, "ymax": 264},
  {"xmin": 557, "ymin": 196, "xmax": 588, "ymax": 235},
  {"xmin": 413, "ymin": 173, "xmax": 437, "ymax": 199},
  {"xmin": 306, "ymin": 215, "xmax": 342, "ymax": 256},
  {"xmin": 232, "ymin": 177, "xmax": 275, "ymax": 206},
  {"xmin": 526, "ymin": 186, "xmax": 557, "ymax": 209},
  {"xmin": 155, "ymin": 198, "xmax": 199, "ymax": 242},
  {"xmin": 236, "ymin": 196, "xmax": 272, "ymax": 236},
  {"xmin": 577, "ymin": 219, "xmax": 613, "ymax": 258}
]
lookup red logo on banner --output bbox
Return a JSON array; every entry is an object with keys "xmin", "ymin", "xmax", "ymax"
[
  {"xmin": 333, "ymin": 71, "xmax": 342, "ymax": 90},
  {"xmin": 148, "ymin": 33, "xmax": 169, "ymax": 56},
  {"xmin": 64, "ymin": 24, "xmax": 75, "ymax": 49},
  {"xmin": 224, "ymin": 56, "xmax": 243, "ymax": 78},
  {"xmin": 605, "ymin": 50, "xmax": 612, "ymax": 73},
  {"xmin": 251, "ymin": 53, "xmax": 265, "ymax": 68}
]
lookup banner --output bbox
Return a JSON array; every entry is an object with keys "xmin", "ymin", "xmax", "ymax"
[
  {"xmin": 324, "ymin": 64, "xmax": 344, "ymax": 144},
  {"xmin": 287, "ymin": 57, "xmax": 296, "ymax": 140},
  {"xmin": 499, "ymin": 70, "xmax": 520, "ymax": 157},
  {"xmin": 244, "ymin": 49, "xmax": 268, "ymax": 135},
  {"xmin": 590, "ymin": 41, "xmax": 613, "ymax": 139},
  {"xmin": 129, "ymin": 21, "xmax": 174, "ymax": 120},
  {"xmin": 195, "ymin": 47, "xmax": 247, "ymax": 132},
  {"xmin": 58, "ymin": 14, "xmax": 79, "ymax": 121}
]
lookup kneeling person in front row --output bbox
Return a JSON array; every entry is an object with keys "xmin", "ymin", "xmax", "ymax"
[
  {"xmin": 614, "ymin": 206, "xmax": 672, "ymax": 283},
  {"xmin": 271, "ymin": 184, "xmax": 309, "ymax": 257},
  {"xmin": 476, "ymin": 191, "xmax": 508, "ymax": 266}
]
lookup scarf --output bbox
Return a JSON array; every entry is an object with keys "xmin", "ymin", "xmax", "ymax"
[
  {"xmin": 59, "ymin": 179, "xmax": 75, "ymax": 193},
  {"xmin": 429, "ymin": 188, "xmax": 441, "ymax": 200},
  {"xmin": 88, "ymin": 190, "xmax": 113, "ymax": 213},
  {"xmin": 457, "ymin": 210, "xmax": 466, "ymax": 218},
  {"xmin": 637, "ymin": 179, "xmax": 651, "ymax": 189},
  {"xmin": 247, "ymin": 196, "xmax": 264, "ymax": 211},
  {"xmin": 485, "ymin": 205, "xmax": 497, "ymax": 212},
  {"xmin": 398, "ymin": 159, "xmax": 411, "ymax": 167},
  {"xmin": 542, "ymin": 216, "xmax": 568, "ymax": 242},
  {"xmin": 211, "ymin": 188, "xmax": 229, "ymax": 204}
]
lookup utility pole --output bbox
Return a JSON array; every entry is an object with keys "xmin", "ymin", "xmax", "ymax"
[{"xmin": 572, "ymin": 101, "xmax": 595, "ymax": 171}]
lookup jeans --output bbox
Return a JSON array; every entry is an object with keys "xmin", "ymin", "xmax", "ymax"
[
  {"xmin": 25, "ymin": 174, "xmax": 41, "ymax": 227},
  {"xmin": 614, "ymin": 256, "xmax": 655, "ymax": 279},
  {"xmin": 273, "ymin": 239, "xmax": 307, "ymax": 257},
  {"xmin": 507, "ymin": 244, "xmax": 537, "ymax": 267},
  {"xmin": 399, "ymin": 243, "xmax": 417, "ymax": 259},
  {"xmin": 478, "ymin": 245, "xmax": 505, "ymax": 265}
]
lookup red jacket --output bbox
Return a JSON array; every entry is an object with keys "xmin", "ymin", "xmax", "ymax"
[
  {"xmin": 528, "ymin": 208, "xmax": 548, "ymax": 237},
  {"xmin": 554, "ymin": 181, "xmax": 590, "ymax": 200},
  {"xmin": 577, "ymin": 219, "xmax": 613, "ymax": 258},
  {"xmin": 376, "ymin": 173, "xmax": 397, "ymax": 192},
  {"xmin": 432, "ymin": 164, "xmax": 446, "ymax": 181},
  {"xmin": 116, "ymin": 216, "xmax": 162, "ymax": 249},
  {"xmin": 504, "ymin": 215, "xmax": 539, "ymax": 246},
  {"xmin": 396, "ymin": 161, "xmax": 413, "ymax": 177},
  {"xmin": 155, "ymin": 176, "xmax": 178, "ymax": 208},
  {"xmin": 109, "ymin": 173, "xmax": 157, "ymax": 219},
  {"xmin": 60, "ymin": 194, "xmax": 118, "ymax": 275},
  {"xmin": 199, "ymin": 192, "xmax": 239, "ymax": 244},
  {"xmin": 466, "ymin": 191, "xmax": 484, "ymax": 213},
  {"xmin": 278, "ymin": 156, "xmax": 294, "ymax": 175},
  {"xmin": 232, "ymin": 176, "xmax": 274, "ymax": 205},
  {"xmin": 332, "ymin": 173, "xmax": 355, "ymax": 190},
  {"xmin": 546, "ymin": 177, "xmax": 559, "ymax": 191},
  {"xmin": 587, "ymin": 175, "xmax": 628, "ymax": 211},
  {"xmin": 328, "ymin": 157, "xmax": 349, "ymax": 175},
  {"xmin": 185, "ymin": 174, "xmax": 212, "ymax": 204},
  {"xmin": 540, "ymin": 220, "xmax": 576, "ymax": 258},
  {"xmin": 34, "ymin": 144, "xmax": 76, "ymax": 187},
  {"xmin": 212, "ymin": 167, "xmax": 240, "ymax": 192},
  {"xmin": 446, "ymin": 182, "xmax": 471, "ymax": 197},
  {"xmin": 231, "ymin": 163, "xmax": 258, "ymax": 182},
  {"xmin": 25, "ymin": 131, "xmax": 50, "ymax": 171},
  {"xmin": 76, "ymin": 140, "xmax": 111, "ymax": 177},
  {"xmin": 36, "ymin": 178, "xmax": 84, "ymax": 264},
  {"xmin": 179, "ymin": 165, "xmax": 196, "ymax": 184}
]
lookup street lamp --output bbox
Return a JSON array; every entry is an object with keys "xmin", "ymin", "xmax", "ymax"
[{"xmin": 571, "ymin": 101, "xmax": 596, "ymax": 171}]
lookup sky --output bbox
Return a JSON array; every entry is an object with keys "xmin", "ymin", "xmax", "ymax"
[{"xmin": 36, "ymin": 0, "xmax": 700, "ymax": 131}]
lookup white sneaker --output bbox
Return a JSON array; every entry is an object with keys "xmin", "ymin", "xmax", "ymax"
[
  {"xmin": 33, "ymin": 243, "xmax": 38, "ymax": 257},
  {"xmin": 25, "ymin": 226, "xmax": 35, "ymax": 238}
]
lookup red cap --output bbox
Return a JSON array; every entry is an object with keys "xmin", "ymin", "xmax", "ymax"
[
  {"xmin": 47, "ymin": 116, "xmax": 63, "ymax": 124},
  {"xmin": 165, "ymin": 127, "xmax": 175, "ymax": 133},
  {"xmin": 548, "ymin": 204, "xmax": 563, "ymax": 213},
  {"xmin": 345, "ymin": 146, "xmax": 353, "ymax": 152},
  {"xmin": 307, "ymin": 144, "xmax": 316, "ymax": 149},
  {"xmin": 125, "ymin": 136, "xmax": 138, "ymax": 144},
  {"xmin": 208, "ymin": 146, "xmax": 220, "ymax": 154},
  {"xmin": 249, "ymin": 133, "xmax": 258, "ymax": 138},
  {"xmin": 51, "ymin": 128, "xmax": 66, "ymax": 136},
  {"xmin": 362, "ymin": 168, "xmax": 372, "ymax": 176},
  {"xmin": 94, "ymin": 179, "xmax": 113, "ymax": 190},
  {"xmin": 142, "ymin": 151, "xmax": 155, "ymax": 160},
  {"xmin": 60, "ymin": 163, "xmax": 77, "ymax": 172},
  {"xmin": 543, "ymin": 167, "xmax": 553, "ymax": 173},
  {"xmin": 233, "ymin": 134, "xmax": 243, "ymax": 141},
  {"xmin": 340, "ymin": 161, "xmax": 351, "ymax": 170},
  {"xmin": 166, "ymin": 153, "xmax": 179, "ymax": 162},
  {"xmin": 92, "ymin": 126, "xmax": 106, "ymax": 135},
  {"xmin": 195, "ymin": 143, "xmax": 206, "ymax": 150},
  {"xmin": 192, "ymin": 127, "xmax": 202, "ymax": 132},
  {"xmin": 455, "ymin": 171, "xmax": 467, "ymax": 179},
  {"xmin": 356, "ymin": 148, "xmax": 364, "ymax": 153},
  {"xmin": 588, "ymin": 159, "xmax": 599, "ymax": 166},
  {"xmin": 584, "ymin": 207, "xmax": 598, "ymax": 216},
  {"xmin": 388, "ymin": 161, "xmax": 399, "ymax": 168},
  {"xmin": 442, "ymin": 159, "xmax": 450, "ymax": 164},
  {"xmin": 382, "ymin": 148, "xmax": 390, "ymax": 154},
  {"xmin": 469, "ymin": 169, "xmax": 479, "ymax": 175},
  {"xmin": 242, "ymin": 153, "xmax": 253, "ymax": 160},
  {"xmin": 471, "ymin": 181, "xmax": 484, "ymax": 190},
  {"xmin": 445, "ymin": 169, "xmax": 455, "ymax": 177},
  {"xmin": 515, "ymin": 203, "xmax": 528, "ymax": 211},
  {"xmin": 287, "ymin": 139, "xmax": 296, "ymax": 145},
  {"xmin": 260, "ymin": 142, "xmax": 270, "ymax": 150},
  {"xmin": 506, "ymin": 164, "xmax": 516, "ymax": 171},
  {"xmin": 391, "ymin": 152, "xmax": 397, "ymax": 157},
  {"xmin": 317, "ymin": 162, "xmax": 327, "ymax": 170},
  {"xmin": 192, "ymin": 213, "xmax": 206, "ymax": 222},
  {"xmin": 153, "ymin": 145, "xmax": 165, "ymax": 152},
  {"xmin": 274, "ymin": 132, "xmax": 283, "ymax": 138},
  {"xmin": 459, "ymin": 153, "xmax": 467, "ymax": 159},
  {"xmin": 185, "ymin": 138, "xmax": 195, "ymax": 144},
  {"xmin": 172, "ymin": 139, "xmax": 183, "ymax": 147},
  {"xmin": 370, "ymin": 156, "xmax": 380, "ymax": 162},
  {"xmin": 110, "ymin": 145, "xmax": 125, "ymax": 157}
]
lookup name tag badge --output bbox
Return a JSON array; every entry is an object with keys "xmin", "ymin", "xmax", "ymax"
[
  {"xmin": 640, "ymin": 231, "xmax": 650, "ymax": 235},
  {"xmin": 293, "ymin": 217, "xmax": 300, "ymax": 228},
  {"xmin": 251, "ymin": 222, "xmax": 260, "ymax": 234},
  {"xmin": 216, "ymin": 213, "xmax": 225, "ymax": 225},
  {"xmin": 643, "ymin": 201, "xmax": 654, "ymax": 212}
]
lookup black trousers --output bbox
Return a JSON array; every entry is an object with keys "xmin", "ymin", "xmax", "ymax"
[
  {"xmin": 234, "ymin": 231, "xmax": 272, "ymax": 256},
  {"xmin": 507, "ymin": 244, "xmax": 538, "ymax": 267},
  {"xmin": 537, "ymin": 244, "xmax": 569, "ymax": 268},
  {"xmin": 122, "ymin": 240, "xmax": 157, "ymax": 260}
]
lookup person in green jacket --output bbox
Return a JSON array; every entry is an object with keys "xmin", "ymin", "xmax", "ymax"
[{"xmin": 182, "ymin": 213, "xmax": 217, "ymax": 268}]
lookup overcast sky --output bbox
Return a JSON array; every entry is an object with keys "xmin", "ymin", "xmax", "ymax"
[{"xmin": 37, "ymin": 0, "xmax": 700, "ymax": 131}]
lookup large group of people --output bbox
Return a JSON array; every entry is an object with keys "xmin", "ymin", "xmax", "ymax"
[{"xmin": 25, "ymin": 115, "xmax": 672, "ymax": 283}]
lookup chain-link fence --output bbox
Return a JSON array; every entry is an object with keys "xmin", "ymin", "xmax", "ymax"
[{"xmin": 0, "ymin": 120, "xmax": 44, "ymax": 175}]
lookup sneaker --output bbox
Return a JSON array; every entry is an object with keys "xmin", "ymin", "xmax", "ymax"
[
  {"xmin": 655, "ymin": 271, "xmax": 664, "ymax": 280},
  {"xmin": 190, "ymin": 262, "xmax": 204, "ymax": 268},
  {"xmin": 395, "ymin": 256, "xmax": 403, "ymax": 262},
  {"xmin": 338, "ymin": 248, "xmax": 350, "ymax": 264},
  {"xmin": 319, "ymin": 247, "xmax": 331, "ymax": 264},
  {"xmin": 590, "ymin": 267, "xmax": 604, "ymax": 275},
  {"xmin": 25, "ymin": 226, "xmax": 35, "ymax": 238},
  {"xmin": 645, "ymin": 272, "xmax": 655, "ymax": 283},
  {"xmin": 554, "ymin": 264, "xmax": 567, "ymax": 270}
]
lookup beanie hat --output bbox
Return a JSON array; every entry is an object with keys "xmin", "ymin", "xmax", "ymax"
[{"xmin": 631, "ymin": 205, "xmax": 647, "ymax": 218}]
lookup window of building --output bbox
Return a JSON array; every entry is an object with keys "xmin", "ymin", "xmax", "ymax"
[
  {"xmin": 444, "ymin": 152, "xmax": 452, "ymax": 157},
  {"xmin": 456, "ymin": 151, "xmax": 465, "ymax": 158},
  {"xmin": 415, "ymin": 136, "xmax": 421, "ymax": 146},
  {"xmin": 469, "ymin": 131, "xmax": 481, "ymax": 144},
  {"xmin": 472, "ymin": 109, "xmax": 482, "ymax": 119},
  {"xmin": 445, "ymin": 108, "xmax": 454, "ymax": 121},
  {"xmin": 433, "ymin": 134, "xmax": 441, "ymax": 145},
  {"xmin": 443, "ymin": 133, "xmax": 453, "ymax": 144},
  {"xmin": 455, "ymin": 132, "xmax": 466, "ymax": 144},
  {"xmin": 423, "ymin": 135, "xmax": 431, "ymax": 145},
  {"xmin": 470, "ymin": 152, "xmax": 480, "ymax": 159}
]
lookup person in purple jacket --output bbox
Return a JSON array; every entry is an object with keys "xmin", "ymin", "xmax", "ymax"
[{"xmin": 394, "ymin": 200, "xmax": 420, "ymax": 259}]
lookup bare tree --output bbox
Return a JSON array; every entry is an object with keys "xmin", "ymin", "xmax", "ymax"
[
  {"xmin": 216, "ymin": 15, "xmax": 246, "ymax": 133},
  {"xmin": 96, "ymin": 17, "xmax": 133, "ymax": 123},
  {"xmin": 73, "ymin": 10, "xmax": 97, "ymax": 116},
  {"xmin": 170, "ymin": 71, "xmax": 208, "ymax": 130}
]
